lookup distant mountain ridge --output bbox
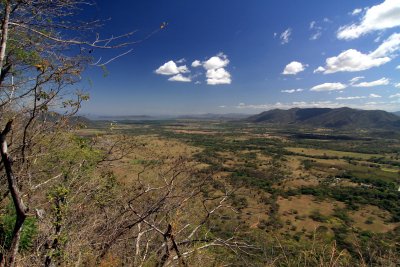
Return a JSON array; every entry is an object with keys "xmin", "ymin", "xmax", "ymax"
[
  {"xmin": 83, "ymin": 113, "xmax": 249, "ymax": 121},
  {"xmin": 245, "ymin": 107, "xmax": 400, "ymax": 129}
]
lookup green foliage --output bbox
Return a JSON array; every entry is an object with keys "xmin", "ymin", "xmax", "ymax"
[
  {"xmin": 41, "ymin": 134, "xmax": 103, "ymax": 176},
  {"xmin": 8, "ymin": 39, "xmax": 42, "ymax": 66},
  {"xmin": 333, "ymin": 208, "xmax": 352, "ymax": 225},
  {"xmin": 301, "ymin": 159, "xmax": 314, "ymax": 170},
  {"xmin": 94, "ymin": 171, "xmax": 119, "ymax": 208},
  {"xmin": 0, "ymin": 203, "xmax": 37, "ymax": 252},
  {"xmin": 48, "ymin": 186, "xmax": 70, "ymax": 225},
  {"xmin": 309, "ymin": 210, "xmax": 328, "ymax": 223}
]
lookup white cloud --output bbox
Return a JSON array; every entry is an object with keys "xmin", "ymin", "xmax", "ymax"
[
  {"xmin": 336, "ymin": 96, "xmax": 366, "ymax": 100},
  {"xmin": 176, "ymin": 58, "xmax": 186, "ymax": 64},
  {"xmin": 395, "ymin": 83, "xmax": 400, "ymax": 88},
  {"xmin": 236, "ymin": 101, "xmax": 339, "ymax": 110},
  {"xmin": 309, "ymin": 21, "xmax": 323, "ymax": 40},
  {"xmin": 310, "ymin": 32, "xmax": 322, "ymax": 40},
  {"xmin": 206, "ymin": 68, "xmax": 231, "ymax": 85},
  {"xmin": 310, "ymin": 82, "xmax": 347, "ymax": 91},
  {"xmin": 155, "ymin": 60, "xmax": 189, "ymax": 75},
  {"xmin": 349, "ymin": 76, "xmax": 365, "ymax": 84},
  {"xmin": 322, "ymin": 49, "xmax": 390, "ymax": 73},
  {"xmin": 390, "ymin": 93, "xmax": 400, "ymax": 98},
  {"xmin": 282, "ymin": 61, "xmax": 306, "ymax": 75},
  {"xmin": 336, "ymin": 93, "xmax": 382, "ymax": 100},
  {"xmin": 281, "ymin": 88, "xmax": 304, "ymax": 93},
  {"xmin": 202, "ymin": 53, "xmax": 232, "ymax": 85},
  {"xmin": 168, "ymin": 74, "xmax": 191, "ymax": 82},
  {"xmin": 396, "ymin": 65, "xmax": 400, "ymax": 69},
  {"xmin": 352, "ymin": 77, "xmax": 390, "ymax": 87},
  {"xmin": 316, "ymin": 33, "xmax": 400, "ymax": 73},
  {"xmin": 156, "ymin": 53, "xmax": 233, "ymax": 85},
  {"xmin": 351, "ymin": 8, "xmax": 363, "ymax": 16},
  {"xmin": 369, "ymin": 32, "xmax": 400, "ymax": 58},
  {"xmin": 338, "ymin": 0, "xmax": 400, "ymax": 40},
  {"xmin": 218, "ymin": 105, "xmax": 226, "ymax": 108},
  {"xmin": 191, "ymin": 60, "xmax": 202, "ymax": 67},
  {"xmin": 203, "ymin": 53, "xmax": 230, "ymax": 70},
  {"xmin": 280, "ymin": 28, "xmax": 292, "ymax": 44},
  {"xmin": 313, "ymin": 66, "xmax": 325, "ymax": 73},
  {"xmin": 369, "ymin": 93, "xmax": 382, "ymax": 98}
]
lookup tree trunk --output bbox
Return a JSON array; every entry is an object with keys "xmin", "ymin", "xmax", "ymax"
[
  {"xmin": 0, "ymin": 120, "xmax": 28, "ymax": 267},
  {"xmin": 0, "ymin": 0, "xmax": 11, "ymax": 78}
]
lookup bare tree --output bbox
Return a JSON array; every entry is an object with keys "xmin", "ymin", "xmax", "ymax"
[
  {"xmin": 0, "ymin": 1, "xmax": 162, "ymax": 266},
  {"xmin": 0, "ymin": 2, "xmax": 258, "ymax": 266}
]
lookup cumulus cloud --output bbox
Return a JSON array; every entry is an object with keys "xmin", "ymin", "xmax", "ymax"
[
  {"xmin": 315, "ymin": 33, "xmax": 400, "ymax": 73},
  {"xmin": 155, "ymin": 60, "xmax": 189, "ymax": 75},
  {"xmin": 395, "ymin": 83, "xmax": 400, "ymax": 88},
  {"xmin": 280, "ymin": 28, "xmax": 292, "ymax": 44},
  {"xmin": 203, "ymin": 53, "xmax": 230, "ymax": 70},
  {"xmin": 168, "ymin": 74, "xmax": 191, "ymax": 82},
  {"xmin": 310, "ymin": 82, "xmax": 347, "ymax": 91},
  {"xmin": 318, "ymin": 49, "xmax": 390, "ymax": 73},
  {"xmin": 155, "ymin": 53, "xmax": 232, "ymax": 85},
  {"xmin": 337, "ymin": 0, "xmax": 400, "ymax": 40},
  {"xmin": 202, "ymin": 53, "xmax": 232, "ymax": 85},
  {"xmin": 352, "ymin": 77, "xmax": 390, "ymax": 87},
  {"xmin": 206, "ymin": 68, "xmax": 231, "ymax": 85},
  {"xmin": 191, "ymin": 60, "xmax": 202, "ymax": 67},
  {"xmin": 282, "ymin": 61, "xmax": 307, "ymax": 75},
  {"xmin": 281, "ymin": 88, "xmax": 304, "ymax": 93}
]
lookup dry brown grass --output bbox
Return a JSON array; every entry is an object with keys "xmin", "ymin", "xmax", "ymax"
[
  {"xmin": 349, "ymin": 205, "xmax": 399, "ymax": 233},
  {"xmin": 277, "ymin": 195, "xmax": 345, "ymax": 232}
]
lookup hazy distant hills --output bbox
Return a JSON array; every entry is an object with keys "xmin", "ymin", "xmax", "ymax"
[
  {"xmin": 177, "ymin": 113, "xmax": 249, "ymax": 120},
  {"xmin": 84, "ymin": 113, "xmax": 249, "ymax": 121},
  {"xmin": 245, "ymin": 107, "xmax": 400, "ymax": 129},
  {"xmin": 393, "ymin": 111, "xmax": 400, "ymax": 117}
]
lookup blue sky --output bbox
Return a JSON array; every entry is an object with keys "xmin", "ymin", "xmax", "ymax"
[{"xmin": 80, "ymin": 0, "xmax": 400, "ymax": 115}]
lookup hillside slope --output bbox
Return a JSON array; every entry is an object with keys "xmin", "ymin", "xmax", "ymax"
[{"xmin": 246, "ymin": 107, "xmax": 400, "ymax": 129}]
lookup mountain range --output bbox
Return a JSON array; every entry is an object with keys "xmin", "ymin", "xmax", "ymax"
[{"xmin": 245, "ymin": 107, "xmax": 400, "ymax": 129}]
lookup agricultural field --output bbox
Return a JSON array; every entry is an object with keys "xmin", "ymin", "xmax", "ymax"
[{"xmin": 77, "ymin": 119, "xmax": 400, "ymax": 265}]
